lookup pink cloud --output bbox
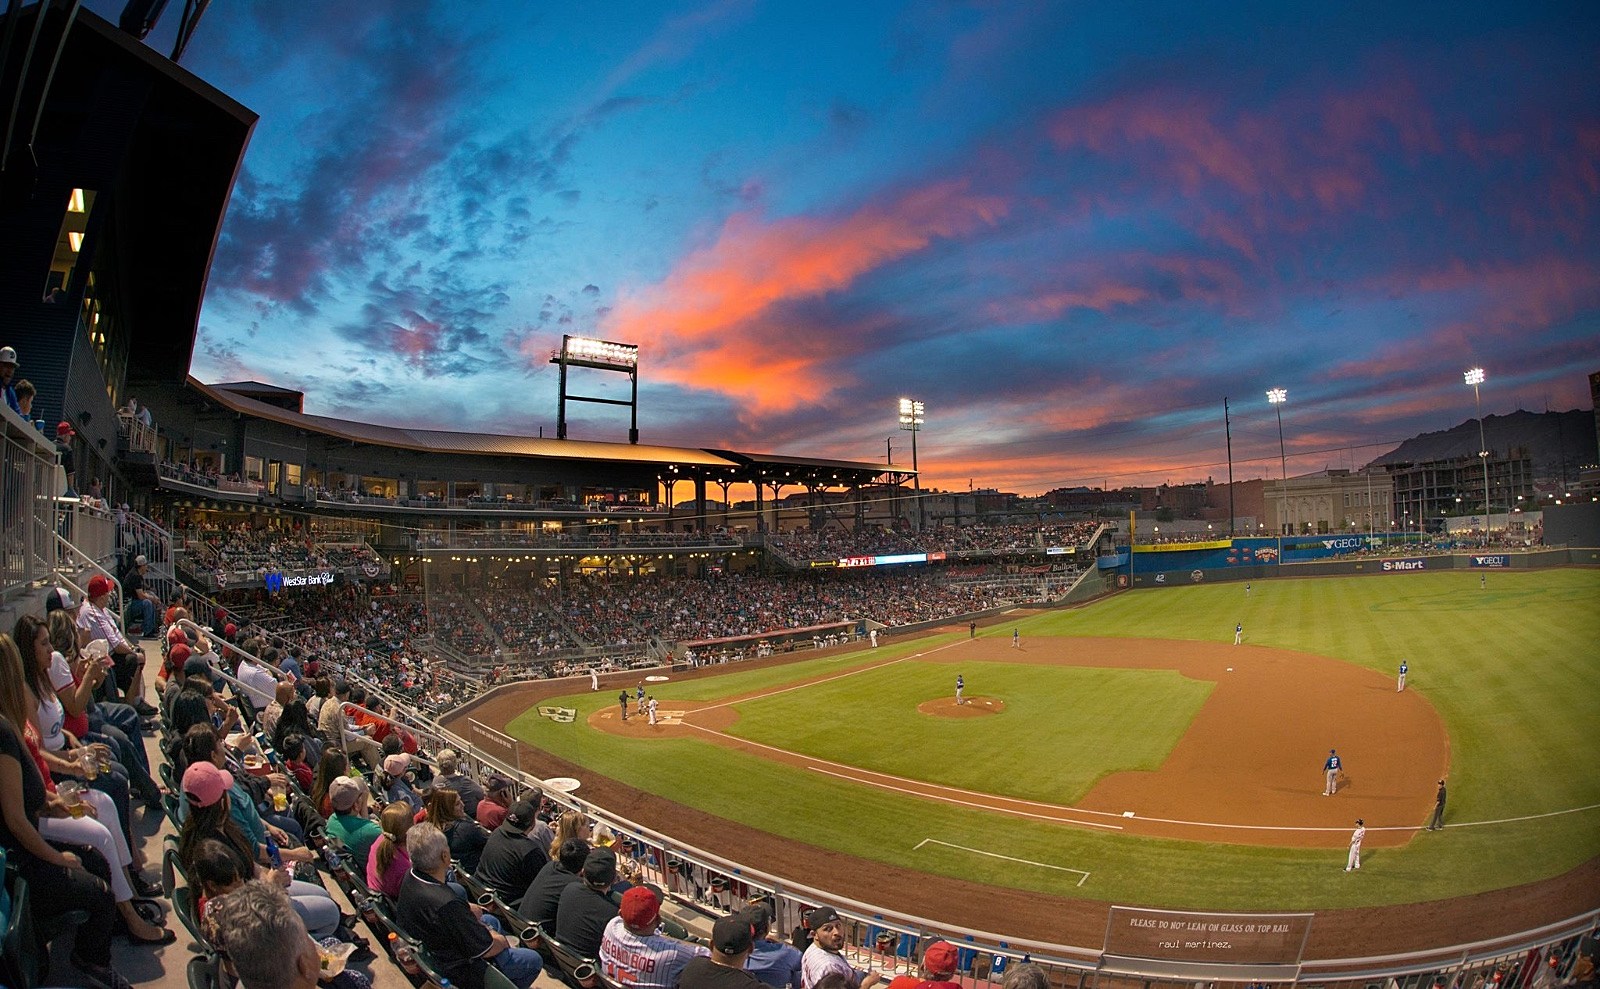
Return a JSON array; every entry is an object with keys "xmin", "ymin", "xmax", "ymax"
[{"xmin": 604, "ymin": 180, "xmax": 1008, "ymax": 411}]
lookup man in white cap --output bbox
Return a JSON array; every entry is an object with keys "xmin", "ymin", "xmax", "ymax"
[{"xmin": 0, "ymin": 345, "xmax": 19, "ymax": 413}]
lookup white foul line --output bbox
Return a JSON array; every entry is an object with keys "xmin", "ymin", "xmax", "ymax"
[{"xmin": 915, "ymin": 838, "xmax": 1091, "ymax": 886}]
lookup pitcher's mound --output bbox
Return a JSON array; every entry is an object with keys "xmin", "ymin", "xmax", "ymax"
[{"xmin": 919, "ymin": 696, "xmax": 1004, "ymax": 718}]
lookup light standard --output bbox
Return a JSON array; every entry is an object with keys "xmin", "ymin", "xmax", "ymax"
[
  {"xmin": 898, "ymin": 398, "xmax": 924, "ymax": 533},
  {"xmin": 1464, "ymin": 368, "xmax": 1491, "ymax": 547},
  {"xmin": 1267, "ymin": 388, "xmax": 1288, "ymax": 568}
]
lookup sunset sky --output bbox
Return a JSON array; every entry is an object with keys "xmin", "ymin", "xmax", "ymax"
[{"xmin": 100, "ymin": 1, "xmax": 1600, "ymax": 493}]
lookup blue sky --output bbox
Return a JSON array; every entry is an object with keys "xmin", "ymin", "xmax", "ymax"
[{"xmin": 98, "ymin": 1, "xmax": 1600, "ymax": 493}]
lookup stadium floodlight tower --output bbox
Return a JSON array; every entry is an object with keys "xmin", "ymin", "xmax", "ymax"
[
  {"xmin": 1267, "ymin": 388, "xmax": 1288, "ymax": 568},
  {"xmin": 1464, "ymin": 367, "xmax": 1491, "ymax": 547},
  {"xmin": 898, "ymin": 398, "xmax": 925, "ymax": 532},
  {"xmin": 551, "ymin": 335, "xmax": 641, "ymax": 443}
]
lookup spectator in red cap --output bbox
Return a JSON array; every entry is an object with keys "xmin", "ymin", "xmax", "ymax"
[
  {"xmin": 54, "ymin": 419, "xmax": 77, "ymax": 494},
  {"xmin": 77, "ymin": 574, "xmax": 156, "ymax": 717},
  {"xmin": 884, "ymin": 941, "xmax": 961, "ymax": 989},
  {"xmin": 600, "ymin": 885, "xmax": 708, "ymax": 989}
]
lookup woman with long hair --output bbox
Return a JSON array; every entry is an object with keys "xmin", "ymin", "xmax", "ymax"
[
  {"xmin": 177, "ymin": 759, "xmax": 341, "ymax": 938},
  {"xmin": 43, "ymin": 609, "xmax": 161, "ymax": 805},
  {"xmin": 367, "ymin": 800, "xmax": 414, "ymax": 898},
  {"xmin": 549, "ymin": 809, "xmax": 593, "ymax": 859},
  {"xmin": 311, "ymin": 747, "xmax": 350, "ymax": 818},
  {"xmin": 423, "ymin": 785, "xmax": 487, "ymax": 874},
  {"xmin": 16, "ymin": 615, "xmax": 139, "ymax": 853},
  {"xmin": 272, "ymin": 695, "xmax": 321, "ymax": 765},
  {"xmin": 0, "ymin": 631, "xmax": 173, "ymax": 946}
]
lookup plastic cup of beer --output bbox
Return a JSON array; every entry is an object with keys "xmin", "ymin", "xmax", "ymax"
[
  {"xmin": 58, "ymin": 780, "xmax": 86, "ymax": 817},
  {"xmin": 270, "ymin": 785, "xmax": 288, "ymax": 812},
  {"xmin": 80, "ymin": 749, "xmax": 99, "ymax": 780}
]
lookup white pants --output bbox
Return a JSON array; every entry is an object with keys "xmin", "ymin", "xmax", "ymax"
[
  {"xmin": 1325, "ymin": 769, "xmax": 1338, "ymax": 795},
  {"xmin": 1234, "ymin": 630, "xmax": 1243, "ymax": 644},
  {"xmin": 1397, "ymin": 673, "xmax": 1406, "ymax": 691},
  {"xmin": 38, "ymin": 788, "xmax": 134, "ymax": 901},
  {"xmin": 1345, "ymin": 845, "xmax": 1361, "ymax": 870}
]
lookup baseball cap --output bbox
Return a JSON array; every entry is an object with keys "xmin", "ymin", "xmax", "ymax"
[
  {"xmin": 0, "ymin": 347, "xmax": 16, "ymax": 364},
  {"xmin": 619, "ymin": 886, "xmax": 661, "ymax": 930},
  {"xmin": 168, "ymin": 643, "xmax": 192, "ymax": 667},
  {"xmin": 329, "ymin": 775, "xmax": 365, "ymax": 812},
  {"xmin": 382, "ymin": 753, "xmax": 411, "ymax": 776},
  {"xmin": 713, "ymin": 913, "xmax": 755, "ymax": 956},
  {"xmin": 44, "ymin": 587, "xmax": 78, "ymax": 612},
  {"xmin": 922, "ymin": 941, "xmax": 959, "ymax": 976},
  {"xmin": 581, "ymin": 847, "xmax": 617, "ymax": 886},
  {"xmin": 135, "ymin": 554, "xmax": 148, "ymax": 566},
  {"xmin": 504, "ymin": 798, "xmax": 538, "ymax": 830},
  {"xmin": 485, "ymin": 774, "xmax": 511, "ymax": 794},
  {"xmin": 1356, "ymin": 818, "xmax": 1365, "ymax": 826},
  {"xmin": 804, "ymin": 907, "xmax": 841, "ymax": 929},
  {"xmin": 182, "ymin": 655, "xmax": 211, "ymax": 678},
  {"xmin": 182, "ymin": 761, "xmax": 234, "ymax": 808},
  {"xmin": 86, "ymin": 574, "xmax": 113, "ymax": 598},
  {"xmin": 55, "ymin": 420, "xmax": 73, "ymax": 437},
  {"xmin": 167, "ymin": 625, "xmax": 188, "ymax": 645}
]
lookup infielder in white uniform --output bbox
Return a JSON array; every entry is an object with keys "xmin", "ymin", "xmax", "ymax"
[
  {"xmin": 590, "ymin": 669, "xmax": 599, "ymax": 691},
  {"xmin": 647, "ymin": 696, "xmax": 659, "ymax": 725},
  {"xmin": 1345, "ymin": 819, "xmax": 1365, "ymax": 871},
  {"xmin": 955, "ymin": 675, "xmax": 964, "ymax": 705}
]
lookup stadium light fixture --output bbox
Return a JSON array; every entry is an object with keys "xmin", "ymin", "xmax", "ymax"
[
  {"xmin": 1464, "ymin": 367, "xmax": 1490, "ymax": 546},
  {"xmin": 1266, "ymin": 388, "xmax": 1288, "ymax": 564},
  {"xmin": 898, "ymin": 398, "xmax": 925, "ymax": 532}
]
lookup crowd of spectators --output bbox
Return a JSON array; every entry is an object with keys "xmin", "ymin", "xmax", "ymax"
[
  {"xmin": 177, "ymin": 523, "xmax": 384, "ymax": 582},
  {"xmin": 767, "ymin": 519, "xmax": 1101, "ymax": 561}
]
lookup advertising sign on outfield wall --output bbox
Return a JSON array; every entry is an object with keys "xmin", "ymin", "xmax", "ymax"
[
  {"xmin": 1381, "ymin": 558, "xmax": 1428, "ymax": 572},
  {"xmin": 1103, "ymin": 905, "xmax": 1312, "ymax": 965},
  {"xmin": 1469, "ymin": 554, "xmax": 1512, "ymax": 567}
]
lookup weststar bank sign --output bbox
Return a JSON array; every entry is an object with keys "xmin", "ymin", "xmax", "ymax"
[{"xmin": 1381, "ymin": 558, "xmax": 1427, "ymax": 572}]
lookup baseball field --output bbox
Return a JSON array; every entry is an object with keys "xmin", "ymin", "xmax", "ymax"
[{"xmin": 487, "ymin": 567, "xmax": 1600, "ymax": 930}]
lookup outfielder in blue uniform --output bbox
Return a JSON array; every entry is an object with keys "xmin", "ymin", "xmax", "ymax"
[
  {"xmin": 1397, "ymin": 661, "xmax": 1408, "ymax": 692},
  {"xmin": 1234, "ymin": 622, "xmax": 1243, "ymax": 645},
  {"xmin": 1323, "ymin": 749, "xmax": 1342, "ymax": 795}
]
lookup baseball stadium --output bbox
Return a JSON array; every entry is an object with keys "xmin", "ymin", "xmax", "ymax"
[{"xmin": 2, "ymin": 6, "xmax": 1599, "ymax": 989}]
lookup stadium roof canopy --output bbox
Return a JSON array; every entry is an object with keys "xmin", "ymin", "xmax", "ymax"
[{"xmin": 192, "ymin": 378, "xmax": 905, "ymax": 486}]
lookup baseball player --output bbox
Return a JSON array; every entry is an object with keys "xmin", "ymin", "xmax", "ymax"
[
  {"xmin": 1323, "ymin": 749, "xmax": 1342, "ymax": 795},
  {"xmin": 1345, "ymin": 819, "xmax": 1365, "ymax": 871},
  {"xmin": 869, "ymin": 629, "xmax": 878, "ymax": 648},
  {"xmin": 1245, "ymin": 582, "xmax": 1251, "ymax": 597},
  {"xmin": 1011, "ymin": 628, "xmax": 1019, "ymax": 649},
  {"xmin": 591, "ymin": 668, "xmax": 599, "ymax": 691},
  {"xmin": 955, "ymin": 675, "xmax": 965, "ymax": 705},
  {"xmin": 647, "ymin": 696, "xmax": 659, "ymax": 725},
  {"xmin": 1234, "ymin": 622, "xmax": 1243, "ymax": 645},
  {"xmin": 636, "ymin": 682, "xmax": 646, "ymax": 705},
  {"xmin": 1397, "ymin": 660, "xmax": 1408, "ymax": 692}
]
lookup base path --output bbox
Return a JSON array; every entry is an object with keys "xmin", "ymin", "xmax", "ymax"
[{"xmin": 447, "ymin": 637, "xmax": 1599, "ymax": 958}]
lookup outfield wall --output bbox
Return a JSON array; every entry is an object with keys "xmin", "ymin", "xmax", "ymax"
[{"xmin": 1111, "ymin": 543, "xmax": 1596, "ymax": 589}]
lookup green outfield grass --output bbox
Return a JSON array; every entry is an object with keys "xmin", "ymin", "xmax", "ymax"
[{"xmin": 504, "ymin": 568, "xmax": 1600, "ymax": 912}]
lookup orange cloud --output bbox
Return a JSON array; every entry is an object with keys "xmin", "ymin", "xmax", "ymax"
[{"xmin": 605, "ymin": 180, "xmax": 1008, "ymax": 411}]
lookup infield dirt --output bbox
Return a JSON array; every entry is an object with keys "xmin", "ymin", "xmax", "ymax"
[{"xmin": 448, "ymin": 632, "xmax": 1599, "ymax": 958}]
